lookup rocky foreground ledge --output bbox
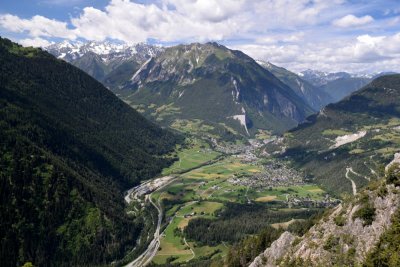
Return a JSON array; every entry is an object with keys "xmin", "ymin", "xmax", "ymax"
[{"xmin": 250, "ymin": 180, "xmax": 400, "ymax": 267}]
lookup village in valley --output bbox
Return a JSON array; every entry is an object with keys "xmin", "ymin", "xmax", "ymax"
[{"xmin": 125, "ymin": 134, "xmax": 341, "ymax": 265}]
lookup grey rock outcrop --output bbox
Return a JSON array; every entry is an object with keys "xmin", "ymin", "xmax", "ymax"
[
  {"xmin": 249, "ymin": 183, "xmax": 400, "ymax": 266},
  {"xmin": 249, "ymin": 231, "xmax": 296, "ymax": 267}
]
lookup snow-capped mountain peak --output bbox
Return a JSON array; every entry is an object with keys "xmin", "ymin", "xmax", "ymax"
[
  {"xmin": 299, "ymin": 69, "xmax": 354, "ymax": 87},
  {"xmin": 45, "ymin": 41, "xmax": 164, "ymax": 63},
  {"xmin": 298, "ymin": 69, "xmax": 398, "ymax": 87}
]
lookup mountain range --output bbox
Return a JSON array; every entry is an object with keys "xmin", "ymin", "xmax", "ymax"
[
  {"xmin": 299, "ymin": 69, "xmax": 397, "ymax": 102},
  {"xmin": 46, "ymin": 41, "xmax": 319, "ymax": 137},
  {"xmin": 46, "ymin": 41, "xmax": 163, "ymax": 83},
  {"xmin": 46, "ymin": 41, "xmax": 394, "ymax": 139},
  {"xmin": 116, "ymin": 42, "xmax": 317, "ymax": 136}
]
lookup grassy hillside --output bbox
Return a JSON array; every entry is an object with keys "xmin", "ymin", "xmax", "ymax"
[
  {"xmin": 0, "ymin": 37, "xmax": 180, "ymax": 267},
  {"xmin": 275, "ymin": 74, "xmax": 400, "ymax": 195}
]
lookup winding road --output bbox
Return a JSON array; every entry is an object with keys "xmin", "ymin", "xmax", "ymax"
[
  {"xmin": 345, "ymin": 167, "xmax": 357, "ymax": 195},
  {"xmin": 183, "ymin": 238, "xmax": 195, "ymax": 261},
  {"xmin": 125, "ymin": 176, "xmax": 176, "ymax": 267}
]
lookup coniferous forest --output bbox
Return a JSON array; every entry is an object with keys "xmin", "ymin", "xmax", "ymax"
[{"xmin": 0, "ymin": 38, "xmax": 181, "ymax": 267}]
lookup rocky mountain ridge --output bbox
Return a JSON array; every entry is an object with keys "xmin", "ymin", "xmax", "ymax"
[
  {"xmin": 45, "ymin": 41, "xmax": 163, "ymax": 83},
  {"xmin": 46, "ymin": 40, "xmax": 163, "ymax": 63}
]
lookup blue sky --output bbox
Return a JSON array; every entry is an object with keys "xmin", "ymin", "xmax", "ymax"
[{"xmin": 1, "ymin": 0, "xmax": 400, "ymax": 73}]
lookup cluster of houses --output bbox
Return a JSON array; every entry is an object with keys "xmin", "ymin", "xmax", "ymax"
[
  {"xmin": 210, "ymin": 137, "xmax": 266, "ymax": 155},
  {"xmin": 228, "ymin": 160, "xmax": 305, "ymax": 189}
]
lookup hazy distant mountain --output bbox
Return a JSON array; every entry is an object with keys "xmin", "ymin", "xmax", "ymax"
[
  {"xmin": 299, "ymin": 69, "xmax": 397, "ymax": 102},
  {"xmin": 258, "ymin": 61, "xmax": 333, "ymax": 110},
  {"xmin": 298, "ymin": 69, "xmax": 365, "ymax": 87},
  {"xmin": 299, "ymin": 69, "xmax": 371, "ymax": 102}
]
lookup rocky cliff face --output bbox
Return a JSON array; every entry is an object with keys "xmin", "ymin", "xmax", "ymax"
[
  {"xmin": 249, "ymin": 176, "xmax": 400, "ymax": 266},
  {"xmin": 249, "ymin": 232, "xmax": 296, "ymax": 267}
]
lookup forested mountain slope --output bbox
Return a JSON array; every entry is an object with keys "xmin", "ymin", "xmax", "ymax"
[
  {"xmin": 270, "ymin": 74, "xmax": 400, "ymax": 195},
  {"xmin": 0, "ymin": 38, "xmax": 180, "ymax": 267}
]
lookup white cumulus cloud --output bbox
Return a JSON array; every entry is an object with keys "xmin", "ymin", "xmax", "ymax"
[
  {"xmin": 0, "ymin": 14, "xmax": 76, "ymax": 39},
  {"xmin": 19, "ymin": 37, "xmax": 54, "ymax": 47},
  {"xmin": 232, "ymin": 32, "xmax": 400, "ymax": 73},
  {"xmin": 0, "ymin": 0, "xmax": 347, "ymax": 43},
  {"xmin": 332, "ymin": 14, "xmax": 374, "ymax": 28},
  {"xmin": 0, "ymin": 0, "xmax": 398, "ymax": 72}
]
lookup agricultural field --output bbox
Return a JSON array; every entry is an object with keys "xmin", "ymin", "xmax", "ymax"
[
  {"xmin": 322, "ymin": 129, "xmax": 352, "ymax": 136},
  {"xmin": 250, "ymin": 184, "xmax": 326, "ymax": 202},
  {"xmin": 255, "ymin": 129, "xmax": 273, "ymax": 140},
  {"xmin": 171, "ymin": 119, "xmax": 216, "ymax": 135},
  {"xmin": 162, "ymin": 138, "xmax": 221, "ymax": 175},
  {"xmin": 153, "ymin": 201, "xmax": 226, "ymax": 264},
  {"xmin": 151, "ymin": 103, "xmax": 181, "ymax": 122},
  {"xmin": 151, "ymin": 144, "xmax": 328, "ymax": 265},
  {"xmin": 170, "ymin": 118, "xmax": 243, "ymax": 141}
]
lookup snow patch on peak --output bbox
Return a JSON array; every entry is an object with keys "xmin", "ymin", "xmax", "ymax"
[
  {"xmin": 59, "ymin": 40, "xmax": 74, "ymax": 49},
  {"xmin": 263, "ymin": 95, "xmax": 268, "ymax": 105},
  {"xmin": 131, "ymin": 57, "xmax": 152, "ymax": 81},
  {"xmin": 58, "ymin": 53, "xmax": 66, "ymax": 59},
  {"xmin": 231, "ymin": 78, "xmax": 240, "ymax": 103},
  {"xmin": 295, "ymin": 79, "xmax": 305, "ymax": 93},
  {"xmin": 256, "ymin": 60, "xmax": 272, "ymax": 68},
  {"xmin": 318, "ymin": 107, "xmax": 327, "ymax": 117}
]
